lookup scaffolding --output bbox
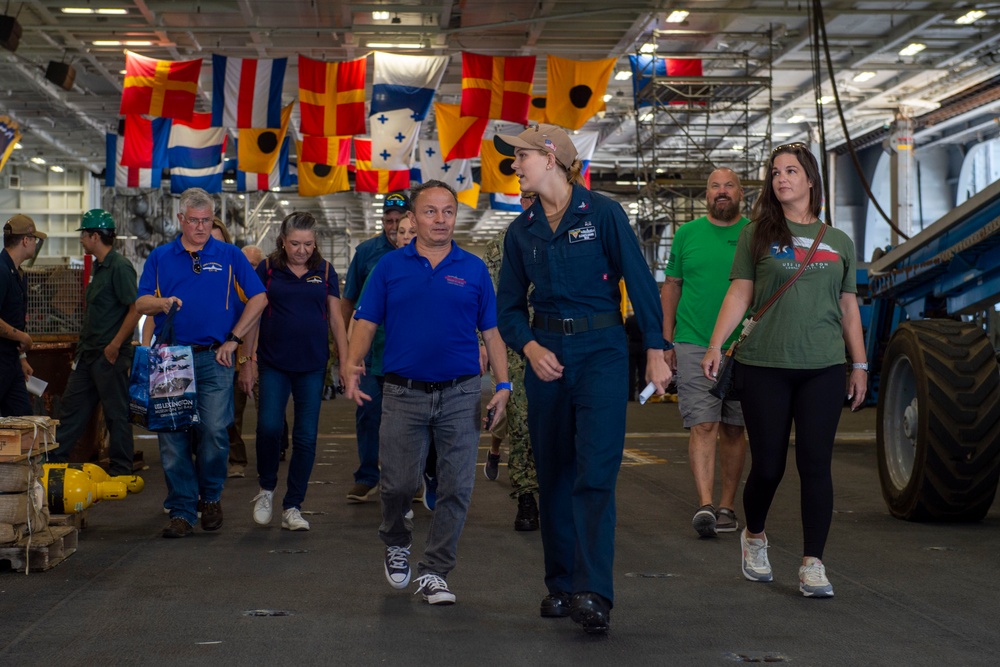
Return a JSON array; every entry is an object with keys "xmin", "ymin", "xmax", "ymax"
[{"xmin": 633, "ymin": 50, "xmax": 772, "ymax": 276}]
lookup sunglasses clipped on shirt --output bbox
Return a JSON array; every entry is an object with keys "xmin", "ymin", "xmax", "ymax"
[{"xmin": 190, "ymin": 251, "xmax": 202, "ymax": 275}]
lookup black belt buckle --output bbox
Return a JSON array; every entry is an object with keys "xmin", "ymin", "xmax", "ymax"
[
  {"xmin": 424, "ymin": 381, "xmax": 443, "ymax": 393},
  {"xmin": 562, "ymin": 318, "xmax": 576, "ymax": 335}
]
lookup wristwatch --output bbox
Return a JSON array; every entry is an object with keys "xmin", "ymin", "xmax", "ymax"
[
  {"xmin": 852, "ymin": 362, "xmax": 869, "ymax": 372},
  {"xmin": 225, "ymin": 332, "xmax": 244, "ymax": 345}
]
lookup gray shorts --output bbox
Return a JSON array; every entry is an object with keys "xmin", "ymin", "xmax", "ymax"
[{"xmin": 674, "ymin": 342, "xmax": 745, "ymax": 429}]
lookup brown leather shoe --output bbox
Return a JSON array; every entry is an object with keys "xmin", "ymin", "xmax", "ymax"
[
  {"xmin": 162, "ymin": 517, "xmax": 193, "ymax": 538},
  {"xmin": 201, "ymin": 500, "xmax": 224, "ymax": 531}
]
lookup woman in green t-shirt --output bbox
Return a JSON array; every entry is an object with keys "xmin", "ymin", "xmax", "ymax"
[{"xmin": 701, "ymin": 143, "xmax": 868, "ymax": 599}]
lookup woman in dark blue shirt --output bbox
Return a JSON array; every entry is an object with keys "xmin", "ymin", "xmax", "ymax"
[{"xmin": 241, "ymin": 212, "xmax": 349, "ymax": 531}]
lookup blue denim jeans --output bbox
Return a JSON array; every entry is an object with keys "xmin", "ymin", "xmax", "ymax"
[
  {"xmin": 256, "ymin": 363, "xmax": 325, "ymax": 510},
  {"xmin": 353, "ymin": 371, "xmax": 383, "ymax": 487},
  {"xmin": 378, "ymin": 375, "xmax": 481, "ymax": 578},
  {"xmin": 159, "ymin": 349, "xmax": 234, "ymax": 525}
]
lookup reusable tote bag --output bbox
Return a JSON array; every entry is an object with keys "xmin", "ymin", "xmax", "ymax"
[{"xmin": 128, "ymin": 303, "xmax": 199, "ymax": 431}]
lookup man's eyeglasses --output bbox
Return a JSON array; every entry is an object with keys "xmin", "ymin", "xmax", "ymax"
[
  {"xmin": 772, "ymin": 142, "xmax": 808, "ymax": 154},
  {"xmin": 190, "ymin": 251, "xmax": 202, "ymax": 274},
  {"xmin": 185, "ymin": 215, "xmax": 214, "ymax": 226}
]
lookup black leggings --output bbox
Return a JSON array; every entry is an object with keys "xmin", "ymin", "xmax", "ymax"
[{"xmin": 738, "ymin": 364, "xmax": 845, "ymax": 559}]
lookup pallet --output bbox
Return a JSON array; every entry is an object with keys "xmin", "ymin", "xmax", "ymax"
[
  {"xmin": 0, "ymin": 526, "xmax": 78, "ymax": 573},
  {"xmin": 0, "ymin": 441, "xmax": 58, "ymax": 463},
  {"xmin": 49, "ymin": 510, "xmax": 88, "ymax": 529}
]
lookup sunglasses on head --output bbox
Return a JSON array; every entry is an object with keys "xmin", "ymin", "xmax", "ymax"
[
  {"xmin": 384, "ymin": 196, "xmax": 408, "ymax": 208},
  {"xmin": 772, "ymin": 142, "xmax": 808, "ymax": 154},
  {"xmin": 190, "ymin": 251, "xmax": 202, "ymax": 275}
]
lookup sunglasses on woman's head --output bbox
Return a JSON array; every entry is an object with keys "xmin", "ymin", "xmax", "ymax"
[{"xmin": 772, "ymin": 142, "xmax": 808, "ymax": 154}]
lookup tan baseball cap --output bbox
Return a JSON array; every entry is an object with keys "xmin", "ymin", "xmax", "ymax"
[
  {"xmin": 494, "ymin": 124, "xmax": 578, "ymax": 168},
  {"xmin": 4, "ymin": 214, "xmax": 47, "ymax": 239}
]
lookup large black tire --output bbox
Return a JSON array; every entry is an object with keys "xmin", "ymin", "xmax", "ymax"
[{"xmin": 877, "ymin": 320, "xmax": 1000, "ymax": 521}]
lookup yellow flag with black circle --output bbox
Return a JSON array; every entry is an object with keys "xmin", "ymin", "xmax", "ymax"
[
  {"xmin": 479, "ymin": 139, "xmax": 520, "ymax": 194},
  {"xmin": 238, "ymin": 102, "xmax": 293, "ymax": 174},
  {"xmin": 546, "ymin": 55, "xmax": 615, "ymax": 131}
]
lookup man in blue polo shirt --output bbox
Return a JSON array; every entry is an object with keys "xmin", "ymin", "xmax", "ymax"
[
  {"xmin": 346, "ymin": 180, "xmax": 511, "ymax": 606},
  {"xmin": 136, "ymin": 188, "xmax": 267, "ymax": 539},
  {"xmin": 341, "ymin": 191, "xmax": 409, "ymax": 503}
]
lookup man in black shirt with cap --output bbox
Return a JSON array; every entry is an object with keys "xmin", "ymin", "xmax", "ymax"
[{"xmin": 0, "ymin": 214, "xmax": 46, "ymax": 416}]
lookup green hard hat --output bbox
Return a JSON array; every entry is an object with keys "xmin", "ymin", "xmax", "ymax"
[{"xmin": 77, "ymin": 209, "xmax": 116, "ymax": 231}]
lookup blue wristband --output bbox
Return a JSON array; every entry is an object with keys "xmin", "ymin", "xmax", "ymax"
[{"xmin": 495, "ymin": 382, "xmax": 513, "ymax": 392}]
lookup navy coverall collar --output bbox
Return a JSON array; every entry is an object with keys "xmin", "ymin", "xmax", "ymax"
[{"xmin": 519, "ymin": 183, "xmax": 594, "ymax": 240}]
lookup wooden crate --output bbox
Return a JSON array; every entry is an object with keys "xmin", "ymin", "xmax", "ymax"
[
  {"xmin": 0, "ymin": 525, "xmax": 78, "ymax": 572},
  {"xmin": 0, "ymin": 440, "xmax": 58, "ymax": 463},
  {"xmin": 0, "ymin": 418, "xmax": 59, "ymax": 459}
]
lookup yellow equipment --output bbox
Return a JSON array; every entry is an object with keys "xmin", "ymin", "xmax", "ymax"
[
  {"xmin": 44, "ymin": 462, "xmax": 145, "ymax": 494},
  {"xmin": 41, "ymin": 465, "xmax": 128, "ymax": 514}
]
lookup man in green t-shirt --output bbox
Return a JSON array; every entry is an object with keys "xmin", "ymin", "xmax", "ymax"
[
  {"xmin": 52, "ymin": 209, "xmax": 141, "ymax": 476},
  {"xmin": 661, "ymin": 168, "xmax": 749, "ymax": 538}
]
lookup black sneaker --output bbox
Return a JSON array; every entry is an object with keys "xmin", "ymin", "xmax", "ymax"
[
  {"xmin": 201, "ymin": 500, "xmax": 223, "ymax": 531},
  {"xmin": 484, "ymin": 451, "xmax": 501, "ymax": 481},
  {"xmin": 514, "ymin": 493, "xmax": 539, "ymax": 531},
  {"xmin": 414, "ymin": 573, "xmax": 456, "ymax": 605},
  {"xmin": 692, "ymin": 504, "xmax": 717, "ymax": 538},
  {"xmin": 162, "ymin": 517, "xmax": 193, "ymax": 538},
  {"xmin": 384, "ymin": 544, "xmax": 412, "ymax": 589}
]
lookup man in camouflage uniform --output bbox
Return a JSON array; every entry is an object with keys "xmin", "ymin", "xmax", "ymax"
[{"xmin": 482, "ymin": 191, "xmax": 539, "ymax": 531}]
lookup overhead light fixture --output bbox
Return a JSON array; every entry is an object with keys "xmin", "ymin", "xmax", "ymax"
[
  {"xmin": 279, "ymin": 200, "xmax": 290, "ymax": 206},
  {"xmin": 614, "ymin": 70, "xmax": 632, "ymax": 81},
  {"xmin": 639, "ymin": 112, "xmax": 654, "ymax": 122},
  {"xmin": 93, "ymin": 40, "xmax": 152, "ymax": 46},
  {"xmin": 391, "ymin": 14, "xmax": 401, "ymax": 24},
  {"xmin": 665, "ymin": 10, "xmax": 689, "ymax": 23},
  {"xmin": 817, "ymin": 95, "xmax": 835, "ymax": 105},
  {"xmin": 372, "ymin": 10, "xmax": 390, "ymax": 20},
  {"xmin": 14, "ymin": 142, "xmax": 22, "ymax": 149},
  {"xmin": 787, "ymin": 114, "xmax": 806, "ymax": 123},
  {"xmin": 603, "ymin": 94, "xmax": 613, "ymax": 102},
  {"xmin": 30, "ymin": 156, "xmax": 46, "ymax": 165},
  {"xmin": 640, "ymin": 42, "xmax": 657, "ymax": 54},
  {"xmin": 731, "ymin": 145, "xmax": 745, "ymax": 152},
  {"xmin": 50, "ymin": 165, "xmax": 64, "ymax": 173},
  {"xmin": 955, "ymin": 10, "xmax": 986, "ymax": 25},
  {"xmin": 367, "ymin": 42, "xmax": 422, "ymax": 49},
  {"xmin": 62, "ymin": 7, "xmax": 127, "ymax": 14},
  {"xmin": 899, "ymin": 43, "xmax": 926, "ymax": 57},
  {"xmin": 853, "ymin": 71, "xmax": 877, "ymax": 82}
]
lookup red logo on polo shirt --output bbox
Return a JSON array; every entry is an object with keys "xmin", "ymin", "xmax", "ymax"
[{"xmin": 445, "ymin": 275, "xmax": 467, "ymax": 287}]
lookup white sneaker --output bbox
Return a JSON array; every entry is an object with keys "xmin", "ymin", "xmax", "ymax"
[
  {"xmin": 799, "ymin": 558, "xmax": 834, "ymax": 597},
  {"xmin": 251, "ymin": 488, "xmax": 274, "ymax": 525},
  {"xmin": 281, "ymin": 507, "xmax": 310, "ymax": 531},
  {"xmin": 740, "ymin": 529, "xmax": 773, "ymax": 582}
]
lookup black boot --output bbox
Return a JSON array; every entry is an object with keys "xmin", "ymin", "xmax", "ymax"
[{"xmin": 514, "ymin": 493, "xmax": 539, "ymax": 531}]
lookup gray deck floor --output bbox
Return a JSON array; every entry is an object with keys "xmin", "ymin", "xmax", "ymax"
[{"xmin": 1, "ymin": 394, "xmax": 998, "ymax": 666}]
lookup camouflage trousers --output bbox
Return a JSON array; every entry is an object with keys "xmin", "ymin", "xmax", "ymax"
[{"xmin": 491, "ymin": 348, "xmax": 538, "ymax": 498}]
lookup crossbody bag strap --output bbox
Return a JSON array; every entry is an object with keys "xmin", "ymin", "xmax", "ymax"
[{"xmin": 728, "ymin": 224, "xmax": 827, "ymax": 353}]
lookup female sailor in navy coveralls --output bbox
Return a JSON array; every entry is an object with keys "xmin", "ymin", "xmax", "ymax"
[{"xmin": 495, "ymin": 124, "xmax": 673, "ymax": 635}]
